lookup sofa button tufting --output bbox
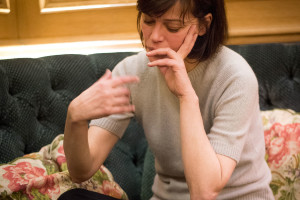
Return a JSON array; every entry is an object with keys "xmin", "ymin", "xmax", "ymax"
[
  {"xmin": 265, "ymin": 97, "xmax": 273, "ymax": 106},
  {"xmin": 287, "ymin": 71, "xmax": 294, "ymax": 80}
]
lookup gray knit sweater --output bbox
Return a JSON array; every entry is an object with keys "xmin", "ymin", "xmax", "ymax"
[{"xmin": 90, "ymin": 46, "xmax": 274, "ymax": 200}]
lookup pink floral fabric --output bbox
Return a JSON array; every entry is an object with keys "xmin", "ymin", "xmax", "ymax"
[
  {"xmin": 262, "ymin": 109, "xmax": 300, "ymax": 200},
  {"xmin": 0, "ymin": 134, "xmax": 128, "ymax": 200}
]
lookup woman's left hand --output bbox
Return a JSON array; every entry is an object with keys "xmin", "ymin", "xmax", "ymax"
[{"xmin": 147, "ymin": 25, "xmax": 198, "ymax": 98}]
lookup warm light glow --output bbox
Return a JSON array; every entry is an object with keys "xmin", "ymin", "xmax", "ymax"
[
  {"xmin": 0, "ymin": 40, "xmax": 143, "ymax": 59},
  {"xmin": 0, "ymin": 0, "xmax": 10, "ymax": 13},
  {"xmin": 0, "ymin": 8, "xmax": 9, "ymax": 13},
  {"xmin": 41, "ymin": 3, "xmax": 136, "ymax": 13}
]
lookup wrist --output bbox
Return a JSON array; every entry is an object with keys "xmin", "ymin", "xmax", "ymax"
[
  {"xmin": 67, "ymin": 101, "xmax": 87, "ymax": 125},
  {"xmin": 179, "ymin": 92, "xmax": 199, "ymax": 104}
]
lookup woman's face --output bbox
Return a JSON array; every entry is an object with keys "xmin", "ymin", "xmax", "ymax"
[{"xmin": 141, "ymin": 2, "xmax": 198, "ymax": 57}]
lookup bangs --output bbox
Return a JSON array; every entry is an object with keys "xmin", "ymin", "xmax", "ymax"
[
  {"xmin": 137, "ymin": 0, "xmax": 176, "ymax": 17},
  {"xmin": 137, "ymin": 0, "xmax": 192, "ymax": 20}
]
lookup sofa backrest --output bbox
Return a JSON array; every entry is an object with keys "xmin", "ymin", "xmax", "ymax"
[
  {"xmin": 0, "ymin": 53, "xmax": 134, "ymax": 162},
  {"xmin": 229, "ymin": 43, "xmax": 300, "ymax": 111}
]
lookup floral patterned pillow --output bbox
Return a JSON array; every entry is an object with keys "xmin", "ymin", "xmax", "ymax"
[
  {"xmin": 0, "ymin": 134, "xmax": 128, "ymax": 200},
  {"xmin": 262, "ymin": 109, "xmax": 300, "ymax": 200}
]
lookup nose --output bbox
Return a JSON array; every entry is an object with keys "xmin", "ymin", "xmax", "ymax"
[{"xmin": 150, "ymin": 23, "xmax": 164, "ymax": 43}]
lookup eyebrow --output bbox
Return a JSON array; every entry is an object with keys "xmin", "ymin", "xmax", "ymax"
[
  {"xmin": 143, "ymin": 14, "xmax": 184, "ymax": 24},
  {"xmin": 164, "ymin": 19, "xmax": 182, "ymax": 22},
  {"xmin": 163, "ymin": 19, "xmax": 183, "ymax": 24}
]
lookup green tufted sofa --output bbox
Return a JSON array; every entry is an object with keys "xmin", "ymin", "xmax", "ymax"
[{"xmin": 0, "ymin": 42, "xmax": 299, "ymax": 200}]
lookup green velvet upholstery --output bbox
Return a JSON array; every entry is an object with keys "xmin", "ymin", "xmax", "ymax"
[{"xmin": 229, "ymin": 43, "xmax": 300, "ymax": 111}]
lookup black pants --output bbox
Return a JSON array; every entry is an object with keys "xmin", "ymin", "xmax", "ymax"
[{"xmin": 58, "ymin": 188, "xmax": 121, "ymax": 200}]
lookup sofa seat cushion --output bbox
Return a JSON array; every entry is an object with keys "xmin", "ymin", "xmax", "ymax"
[
  {"xmin": 0, "ymin": 134, "xmax": 128, "ymax": 200},
  {"xmin": 262, "ymin": 109, "xmax": 300, "ymax": 199}
]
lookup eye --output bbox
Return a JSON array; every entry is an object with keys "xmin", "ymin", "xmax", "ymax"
[
  {"xmin": 166, "ymin": 26, "xmax": 181, "ymax": 33},
  {"xmin": 143, "ymin": 19, "xmax": 155, "ymax": 25}
]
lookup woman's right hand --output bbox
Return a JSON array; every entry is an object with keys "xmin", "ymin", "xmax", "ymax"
[{"xmin": 68, "ymin": 69, "xmax": 139, "ymax": 123}]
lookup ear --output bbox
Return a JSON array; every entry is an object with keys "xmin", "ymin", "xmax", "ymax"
[{"xmin": 198, "ymin": 13, "xmax": 212, "ymax": 36}]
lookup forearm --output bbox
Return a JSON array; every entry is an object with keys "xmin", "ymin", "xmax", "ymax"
[
  {"xmin": 62, "ymin": 70, "xmax": 137, "ymax": 182},
  {"xmin": 179, "ymin": 94, "xmax": 224, "ymax": 200},
  {"xmin": 64, "ymin": 108, "xmax": 95, "ymax": 182},
  {"xmin": 64, "ymin": 102, "xmax": 119, "ymax": 183}
]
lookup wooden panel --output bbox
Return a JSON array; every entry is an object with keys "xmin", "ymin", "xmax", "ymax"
[
  {"xmin": 43, "ymin": 0, "xmax": 136, "ymax": 7},
  {"xmin": 0, "ymin": 0, "xmax": 18, "ymax": 41},
  {"xmin": 16, "ymin": 0, "xmax": 138, "ymax": 40},
  {"xmin": 226, "ymin": 0, "xmax": 300, "ymax": 44},
  {"xmin": 40, "ymin": 0, "xmax": 136, "ymax": 13},
  {"xmin": 0, "ymin": 0, "xmax": 299, "ymax": 47}
]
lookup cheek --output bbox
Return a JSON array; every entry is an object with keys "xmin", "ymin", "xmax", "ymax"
[
  {"xmin": 141, "ymin": 24, "xmax": 151, "ymax": 41},
  {"xmin": 167, "ymin": 27, "xmax": 190, "ymax": 52},
  {"xmin": 167, "ymin": 33, "xmax": 186, "ymax": 51}
]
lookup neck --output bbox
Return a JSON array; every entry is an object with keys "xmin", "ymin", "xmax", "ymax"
[{"xmin": 184, "ymin": 58, "xmax": 199, "ymax": 72}]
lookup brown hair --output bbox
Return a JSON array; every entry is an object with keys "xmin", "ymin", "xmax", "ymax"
[{"xmin": 137, "ymin": 0, "xmax": 228, "ymax": 62}]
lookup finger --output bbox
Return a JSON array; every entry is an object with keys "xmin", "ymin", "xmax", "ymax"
[
  {"xmin": 91, "ymin": 69, "xmax": 111, "ymax": 87},
  {"xmin": 148, "ymin": 58, "xmax": 176, "ymax": 68},
  {"xmin": 110, "ymin": 104, "xmax": 135, "ymax": 114},
  {"xmin": 177, "ymin": 25, "xmax": 198, "ymax": 59},
  {"xmin": 111, "ymin": 76, "xmax": 140, "ymax": 88},
  {"xmin": 146, "ymin": 48, "xmax": 178, "ymax": 60},
  {"xmin": 112, "ymin": 96, "xmax": 131, "ymax": 106},
  {"xmin": 112, "ymin": 87, "xmax": 130, "ymax": 97}
]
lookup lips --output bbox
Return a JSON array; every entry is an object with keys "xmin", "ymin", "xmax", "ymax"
[{"xmin": 146, "ymin": 46, "xmax": 155, "ymax": 52}]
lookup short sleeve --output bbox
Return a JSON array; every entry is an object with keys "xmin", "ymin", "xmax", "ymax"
[
  {"xmin": 207, "ymin": 66, "xmax": 260, "ymax": 163},
  {"xmin": 89, "ymin": 113, "xmax": 133, "ymax": 138}
]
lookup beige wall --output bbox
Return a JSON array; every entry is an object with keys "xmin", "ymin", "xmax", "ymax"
[{"xmin": 0, "ymin": 0, "xmax": 299, "ymax": 47}]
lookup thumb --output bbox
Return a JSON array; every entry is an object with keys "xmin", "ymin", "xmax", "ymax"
[
  {"xmin": 100, "ymin": 69, "xmax": 112, "ymax": 80},
  {"xmin": 177, "ymin": 25, "xmax": 198, "ymax": 59},
  {"xmin": 158, "ymin": 66, "xmax": 168, "ymax": 76}
]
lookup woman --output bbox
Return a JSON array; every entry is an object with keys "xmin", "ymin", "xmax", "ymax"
[{"xmin": 62, "ymin": 0, "xmax": 274, "ymax": 199}]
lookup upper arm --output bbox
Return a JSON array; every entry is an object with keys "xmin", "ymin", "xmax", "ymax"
[
  {"xmin": 87, "ymin": 125, "xmax": 119, "ymax": 177},
  {"xmin": 207, "ymin": 62, "xmax": 258, "ymax": 187},
  {"xmin": 208, "ymin": 67, "xmax": 259, "ymax": 163}
]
